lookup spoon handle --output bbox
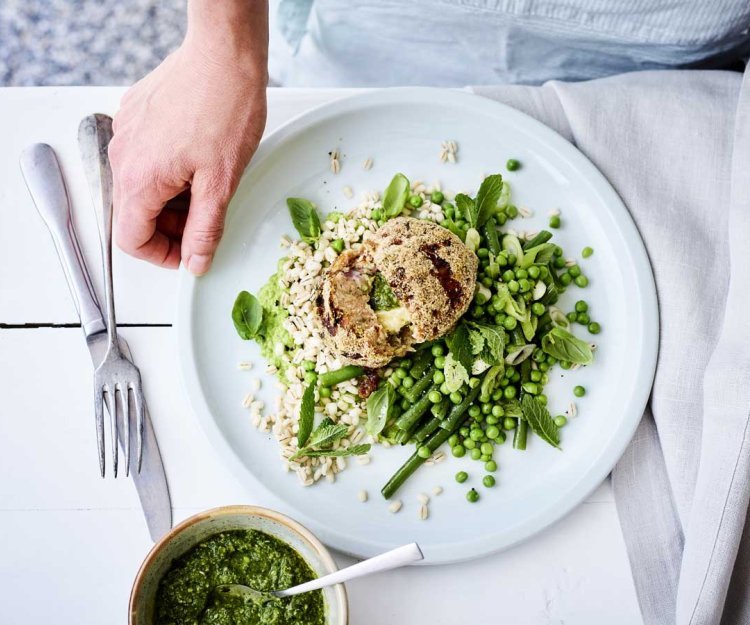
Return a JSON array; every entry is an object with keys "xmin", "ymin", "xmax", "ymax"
[{"xmin": 277, "ymin": 543, "xmax": 423, "ymax": 597}]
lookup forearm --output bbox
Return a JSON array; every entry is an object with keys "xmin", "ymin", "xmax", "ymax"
[{"xmin": 186, "ymin": 0, "xmax": 269, "ymax": 80}]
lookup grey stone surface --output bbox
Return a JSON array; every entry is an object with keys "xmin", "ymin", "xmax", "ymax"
[{"xmin": 0, "ymin": 0, "xmax": 186, "ymax": 86}]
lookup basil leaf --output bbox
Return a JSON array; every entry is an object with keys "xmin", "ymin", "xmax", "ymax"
[
  {"xmin": 455, "ymin": 193, "xmax": 477, "ymax": 228},
  {"xmin": 232, "ymin": 291, "xmax": 264, "ymax": 340},
  {"xmin": 446, "ymin": 323, "xmax": 473, "ymax": 371},
  {"xmin": 306, "ymin": 421, "xmax": 348, "ymax": 449},
  {"xmin": 541, "ymin": 327, "xmax": 594, "ymax": 365},
  {"xmin": 521, "ymin": 395, "xmax": 561, "ymax": 449},
  {"xmin": 365, "ymin": 384, "xmax": 396, "ymax": 436},
  {"xmin": 297, "ymin": 382, "xmax": 316, "ymax": 447},
  {"xmin": 474, "ymin": 174, "xmax": 503, "ymax": 227},
  {"xmin": 382, "ymin": 173, "xmax": 410, "ymax": 218},
  {"xmin": 296, "ymin": 444, "xmax": 371, "ymax": 458},
  {"xmin": 443, "ymin": 352, "xmax": 469, "ymax": 393},
  {"xmin": 286, "ymin": 197, "xmax": 321, "ymax": 244}
]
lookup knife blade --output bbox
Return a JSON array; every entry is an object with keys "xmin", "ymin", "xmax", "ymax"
[{"xmin": 19, "ymin": 142, "xmax": 173, "ymax": 541}]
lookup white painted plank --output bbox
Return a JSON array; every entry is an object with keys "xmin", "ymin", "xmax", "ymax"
[{"xmin": 0, "ymin": 87, "xmax": 356, "ymax": 325}]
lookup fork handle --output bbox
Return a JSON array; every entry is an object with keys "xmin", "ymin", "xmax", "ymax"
[
  {"xmin": 19, "ymin": 144, "xmax": 106, "ymax": 338},
  {"xmin": 78, "ymin": 114, "xmax": 119, "ymax": 351}
]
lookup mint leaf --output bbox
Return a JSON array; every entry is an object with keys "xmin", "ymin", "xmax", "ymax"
[
  {"xmin": 297, "ymin": 382, "xmax": 316, "ymax": 447},
  {"xmin": 306, "ymin": 421, "xmax": 348, "ymax": 449},
  {"xmin": 446, "ymin": 324, "xmax": 473, "ymax": 371},
  {"xmin": 467, "ymin": 322, "xmax": 505, "ymax": 365},
  {"xmin": 541, "ymin": 327, "xmax": 594, "ymax": 365},
  {"xmin": 468, "ymin": 326, "xmax": 485, "ymax": 356},
  {"xmin": 296, "ymin": 444, "xmax": 371, "ymax": 458},
  {"xmin": 287, "ymin": 198, "xmax": 321, "ymax": 244},
  {"xmin": 232, "ymin": 291, "xmax": 264, "ymax": 340},
  {"xmin": 455, "ymin": 193, "xmax": 477, "ymax": 227},
  {"xmin": 521, "ymin": 395, "xmax": 561, "ymax": 449},
  {"xmin": 475, "ymin": 174, "xmax": 503, "ymax": 227},
  {"xmin": 383, "ymin": 173, "xmax": 410, "ymax": 218},
  {"xmin": 443, "ymin": 352, "xmax": 469, "ymax": 393},
  {"xmin": 365, "ymin": 384, "xmax": 396, "ymax": 436}
]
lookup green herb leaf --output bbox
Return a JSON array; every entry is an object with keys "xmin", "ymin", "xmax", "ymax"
[
  {"xmin": 231, "ymin": 291, "xmax": 264, "ymax": 340},
  {"xmin": 382, "ymin": 173, "xmax": 410, "ymax": 218},
  {"xmin": 446, "ymin": 324, "xmax": 473, "ymax": 371},
  {"xmin": 521, "ymin": 243, "xmax": 555, "ymax": 268},
  {"xmin": 286, "ymin": 198, "xmax": 321, "ymax": 244},
  {"xmin": 297, "ymin": 382, "xmax": 316, "ymax": 447},
  {"xmin": 502, "ymin": 398, "xmax": 523, "ymax": 418},
  {"xmin": 541, "ymin": 327, "xmax": 594, "ymax": 365},
  {"xmin": 443, "ymin": 352, "xmax": 470, "ymax": 393},
  {"xmin": 296, "ymin": 444, "xmax": 371, "ymax": 458},
  {"xmin": 365, "ymin": 384, "xmax": 396, "ymax": 436},
  {"xmin": 474, "ymin": 174, "xmax": 503, "ymax": 227},
  {"xmin": 521, "ymin": 395, "xmax": 561, "ymax": 449},
  {"xmin": 480, "ymin": 364, "xmax": 504, "ymax": 398},
  {"xmin": 468, "ymin": 326, "xmax": 485, "ymax": 356},
  {"xmin": 455, "ymin": 194, "xmax": 477, "ymax": 227},
  {"xmin": 466, "ymin": 322, "xmax": 505, "ymax": 365},
  {"xmin": 306, "ymin": 421, "xmax": 349, "ymax": 449}
]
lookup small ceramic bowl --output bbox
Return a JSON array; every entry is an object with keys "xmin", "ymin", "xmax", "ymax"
[{"xmin": 129, "ymin": 505, "xmax": 348, "ymax": 625}]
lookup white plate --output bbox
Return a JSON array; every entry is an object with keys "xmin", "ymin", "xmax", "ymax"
[{"xmin": 176, "ymin": 88, "xmax": 658, "ymax": 564}]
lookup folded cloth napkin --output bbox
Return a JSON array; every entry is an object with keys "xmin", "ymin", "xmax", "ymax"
[{"xmin": 472, "ymin": 67, "xmax": 750, "ymax": 625}]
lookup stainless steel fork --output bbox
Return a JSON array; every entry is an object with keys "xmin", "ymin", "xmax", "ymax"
[{"xmin": 78, "ymin": 114, "xmax": 145, "ymax": 477}]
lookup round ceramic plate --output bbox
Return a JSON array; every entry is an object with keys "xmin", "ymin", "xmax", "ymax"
[{"xmin": 176, "ymin": 88, "xmax": 658, "ymax": 564}]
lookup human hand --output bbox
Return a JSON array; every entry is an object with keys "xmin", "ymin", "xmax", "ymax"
[{"xmin": 109, "ymin": 1, "xmax": 268, "ymax": 275}]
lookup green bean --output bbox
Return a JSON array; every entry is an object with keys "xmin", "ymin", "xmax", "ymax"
[
  {"xmin": 414, "ymin": 416, "xmax": 442, "ymax": 442},
  {"xmin": 319, "ymin": 365, "xmax": 364, "ymax": 387},
  {"xmin": 381, "ymin": 419, "xmax": 465, "ymax": 499},
  {"xmin": 395, "ymin": 383, "xmax": 440, "ymax": 432},
  {"xmin": 440, "ymin": 384, "xmax": 482, "ymax": 432},
  {"xmin": 522, "ymin": 230, "xmax": 552, "ymax": 250},
  {"xmin": 409, "ymin": 351, "xmax": 434, "ymax": 379},
  {"xmin": 481, "ymin": 218, "xmax": 502, "ymax": 255},
  {"xmin": 513, "ymin": 419, "xmax": 528, "ymax": 450},
  {"xmin": 402, "ymin": 365, "xmax": 436, "ymax": 403}
]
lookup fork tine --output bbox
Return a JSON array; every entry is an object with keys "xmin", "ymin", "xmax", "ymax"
[
  {"xmin": 133, "ymin": 381, "xmax": 145, "ymax": 472},
  {"xmin": 121, "ymin": 384, "xmax": 131, "ymax": 477},
  {"xmin": 106, "ymin": 384, "xmax": 118, "ymax": 478},
  {"xmin": 95, "ymin": 385, "xmax": 105, "ymax": 478}
]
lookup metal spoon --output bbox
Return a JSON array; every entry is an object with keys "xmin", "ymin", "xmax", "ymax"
[{"xmin": 212, "ymin": 542, "xmax": 423, "ymax": 604}]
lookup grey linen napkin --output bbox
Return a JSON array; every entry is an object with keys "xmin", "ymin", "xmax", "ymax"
[{"xmin": 472, "ymin": 67, "xmax": 750, "ymax": 625}]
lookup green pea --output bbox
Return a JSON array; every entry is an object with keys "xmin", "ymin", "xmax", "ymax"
[
  {"xmin": 506, "ymin": 158, "xmax": 521, "ymax": 171},
  {"xmin": 518, "ymin": 278, "xmax": 531, "ymax": 292},
  {"xmin": 455, "ymin": 470, "xmax": 469, "ymax": 483},
  {"xmin": 486, "ymin": 415, "xmax": 498, "ymax": 425},
  {"xmin": 400, "ymin": 398, "xmax": 410, "ymax": 410},
  {"xmin": 483, "ymin": 475, "xmax": 496, "ymax": 488},
  {"xmin": 464, "ymin": 438, "xmax": 476, "ymax": 450},
  {"xmin": 432, "ymin": 370, "xmax": 445, "ymax": 386},
  {"xmin": 319, "ymin": 386, "xmax": 332, "ymax": 398},
  {"xmin": 370, "ymin": 209, "xmax": 383, "ymax": 221},
  {"xmin": 503, "ymin": 385, "xmax": 517, "ymax": 399},
  {"xmin": 567, "ymin": 311, "xmax": 578, "ymax": 323},
  {"xmin": 486, "ymin": 425, "xmax": 500, "ymax": 439},
  {"xmin": 536, "ymin": 394, "xmax": 548, "ymax": 406},
  {"xmin": 506, "ymin": 205, "xmax": 519, "ymax": 219},
  {"xmin": 507, "ymin": 253, "xmax": 518, "ymax": 265},
  {"xmin": 304, "ymin": 371, "xmax": 318, "ymax": 385},
  {"xmin": 508, "ymin": 280, "xmax": 520, "ymax": 293},
  {"xmin": 515, "ymin": 268, "xmax": 528, "ymax": 279},
  {"xmin": 502, "ymin": 269, "xmax": 515, "ymax": 282},
  {"xmin": 450, "ymin": 391, "xmax": 463, "ymax": 405},
  {"xmin": 554, "ymin": 256, "xmax": 567, "ymax": 269},
  {"xmin": 560, "ymin": 273, "xmax": 572, "ymax": 286},
  {"xmin": 448, "ymin": 434, "xmax": 459, "ymax": 446},
  {"xmin": 401, "ymin": 376, "xmax": 414, "ymax": 389},
  {"xmin": 466, "ymin": 488, "xmax": 480, "ymax": 503},
  {"xmin": 470, "ymin": 448, "xmax": 482, "ymax": 460},
  {"xmin": 582, "ymin": 246, "xmax": 594, "ymax": 258},
  {"xmin": 503, "ymin": 316, "xmax": 518, "ymax": 330},
  {"xmin": 434, "ymin": 356, "xmax": 446, "ymax": 369},
  {"xmin": 395, "ymin": 368, "xmax": 408, "ymax": 379},
  {"xmin": 408, "ymin": 194, "xmax": 423, "ymax": 208},
  {"xmin": 511, "ymin": 372, "xmax": 521, "ymax": 383},
  {"xmin": 559, "ymin": 360, "xmax": 572, "ymax": 370},
  {"xmin": 574, "ymin": 385, "xmax": 586, "ymax": 397},
  {"xmin": 331, "ymin": 239, "xmax": 345, "ymax": 254},
  {"xmin": 439, "ymin": 382, "xmax": 450, "ymax": 395},
  {"xmin": 497, "ymin": 213, "xmax": 507, "ymax": 225},
  {"xmin": 568, "ymin": 265, "xmax": 582, "ymax": 278},
  {"xmin": 575, "ymin": 300, "xmax": 588, "ymax": 313},
  {"xmin": 481, "ymin": 403, "xmax": 492, "ymax": 415},
  {"xmin": 468, "ymin": 405, "xmax": 481, "ymax": 419},
  {"xmin": 549, "ymin": 215, "xmax": 561, "ymax": 229},
  {"xmin": 430, "ymin": 190, "xmax": 445, "ymax": 204},
  {"xmin": 431, "ymin": 344, "xmax": 445, "ymax": 357},
  {"xmin": 428, "ymin": 390, "xmax": 442, "ymax": 404},
  {"xmin": 417, "ymin": 446, "xmax": 431, "ymax": 459},
  {"xmin": 503, "ymin": 417, "xmax": 517, "ymax": 430},
  {"xmin": 575, "ymin": 275, "xmax": 589, "ymax": 287},
  {"xmin": 491, "ymin": 404, "xmax": 504, "ymax": 418},
  {"xmin": 539, "ymin": 362, "xmax": 549, "ymax": 372},
  {"xmin": 528, "ymin": 266, "xmax": 541, "ymax": 279},
  {"xmin": 588, "ymin": 322, "xmax": 601, "ymax": 334},
  {"xmin": 452, "ymin": 445, "xmax": 466, "ymax": 458},
  {"xmin": 480, "ymin": 442, "xmax": 494, "ymax": 455},
  {"xmin": 485, "ymin": 460, "xmax": 498, "ymax": 472},
  {"xmin": 477, "ymin": 247, "xmax": 490, "ymax": 259},
  {"xmin": 577, "ymin": 312, "xmax": 591, "ymax": 325},
  {"xmin": 531, "ymin": 302, "xmax": 545, "ymax": 316},
  {"xmin": 459, "ymin": 427, "xmax": 470, "ymax": 437},
  {"xmin": 554, "ymin": 415, "xmax": 568, "ymax": 427},
  {"xmin": 440, "ymin": 219, "xmax": 452, "ymax": 229}
]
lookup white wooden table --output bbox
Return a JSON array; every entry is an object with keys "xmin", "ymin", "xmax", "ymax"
[{"xmin": 0, "ymin": 87, "xmax": 642, "ymax": 625}]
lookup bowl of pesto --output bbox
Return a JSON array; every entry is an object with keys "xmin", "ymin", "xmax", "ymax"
[{"xmin": 129, "ymin": 505, "xmax": 348, "ymax": 625}]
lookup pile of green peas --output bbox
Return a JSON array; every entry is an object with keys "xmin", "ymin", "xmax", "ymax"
[{"xmin": 565, "ymin": 299, "xmax": 601, "ymax": 335}]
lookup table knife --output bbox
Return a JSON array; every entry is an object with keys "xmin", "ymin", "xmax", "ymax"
[{"xmin": 19, "ymin": 142, "xmax": 173, "ymax": 542}]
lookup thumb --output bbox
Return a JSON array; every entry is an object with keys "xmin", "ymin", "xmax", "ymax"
[{"xmin": 181, "ymin": 170, "xmax": 235, "ymax": 276}]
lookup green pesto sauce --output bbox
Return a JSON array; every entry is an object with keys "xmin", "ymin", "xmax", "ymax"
[
  {"xmin": 256, "ymin": 270, "xmax": 294, "ymax": 381},
  {"xmin": 369, "ymin": 272, "xmax": 399, "ymax": 311},
  {"xmin": 155, "ymin": 530, "xmax": 326, "ymax": 625}
]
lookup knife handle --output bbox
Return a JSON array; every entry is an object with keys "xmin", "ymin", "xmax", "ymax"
[{"xmin": 19, "ymin": 143, "xmax": 106, "ymax": 337}]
